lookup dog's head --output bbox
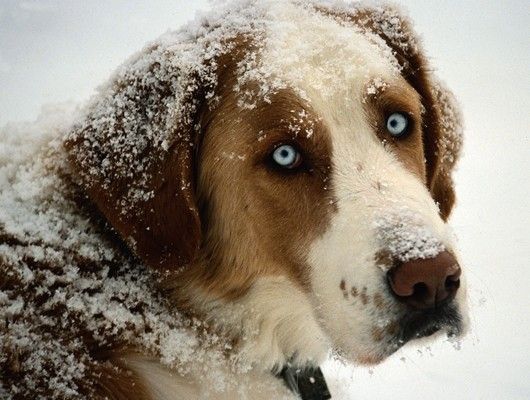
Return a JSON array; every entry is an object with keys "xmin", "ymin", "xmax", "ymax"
[{"xmin": 66, "ymin": 1, "xmax": 465, "ymax": 370}]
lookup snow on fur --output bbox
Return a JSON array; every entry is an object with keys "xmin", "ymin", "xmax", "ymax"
[
  {"xmin": 66, "ymin": 0, "xmax": 430, "ymax": 214},
  {"xmin": 0, "ymin": 105, "xmax": 237, "ymax": 398},
  {"xmin": 0, "ymin": 0, "xmax": 463, "ymax": 398},
  {"xmin": 374, "ymin": 206, "xmax": 445, "ymax": 263}
]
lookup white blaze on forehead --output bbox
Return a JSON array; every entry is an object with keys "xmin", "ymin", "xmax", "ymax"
[{"xmin": 237, "ymin": 1, "xmax": 400, "ymax": 107}]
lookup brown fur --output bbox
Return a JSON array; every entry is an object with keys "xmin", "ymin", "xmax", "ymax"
[
  {"xmin": 90, "ymin": 353, "xmax": 153, "ymax": 400},
  {"xmin": 64, "ymin": 43, "xmax": 202, "ymax": 273},
  {"xmin": 65, "ymin": 7, "xmax": 460, "ymax": 311},
  {"xmin": 168, "ymin": 60, "xmax": 337, "ymax": 303},
  {"xmin": 371, "ymin": 22, "xmax": 460, "ymax": 221},
  {"xmin": 364, "ymin": 80, "xmax": 427, "ymax": 180}
]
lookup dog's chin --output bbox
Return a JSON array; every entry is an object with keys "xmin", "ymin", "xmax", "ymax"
[
  {"xmin": 343, "ymin": 303, "xmax": 464, "ymax": 366},
  {"xmin": 393, "ymin": 304, "xmax": 463, "ymax": 354}
]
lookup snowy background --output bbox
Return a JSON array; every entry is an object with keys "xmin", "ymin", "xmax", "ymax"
[{"xmin": 0, "ymin": 1, "xmax": 528, "ymax": 399}]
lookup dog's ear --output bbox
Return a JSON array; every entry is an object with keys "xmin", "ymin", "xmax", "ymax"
[
  {"xmin": 422, "ymin": 81, "xmax": 463, "ymax": 220},
  {"xmin": 358, "ymin": 6, "xmax": 463, "ymax": 220},
  {"xmin": 65, "ymin": 43, "xmax": 204, "ymax": 271},
  {"xmin": 320, "ymin": 5, "xmax": 463, "ymax": 220}
]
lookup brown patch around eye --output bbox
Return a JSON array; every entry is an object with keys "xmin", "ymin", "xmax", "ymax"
[
  {"xmin": 187, "ymin": 80, "xmax": 336, "ymax": 302},
  {"xmin": 351, "ymin": 286, "xmax": 359, "ymax": 297},
  {"xmin": 363, "ymin": 80, "xmax": 427, "ymax": 182},
  {"xmin": 251, "ymin": 110, "xmax": 331, "ymax": 179}
]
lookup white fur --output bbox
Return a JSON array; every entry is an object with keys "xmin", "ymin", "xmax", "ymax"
[
  {"xmin": 124, "ymin": 353, "xmax": 296, "ymax": 400},
  {"xmin": 127, "ymin": 277, "xmax": 329, "ymax": 399},
  {"xmin": 208, "ymin": 276, "xmax": 330, "ymax": 370}
]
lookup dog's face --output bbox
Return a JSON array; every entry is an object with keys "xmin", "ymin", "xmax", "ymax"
[
  {"xmin": 66, "ymin": 2, "xmax": 465, "ymax": 370},
  {"xmin": 197, "ymin": 14, "xmax": 466, "ymax": 365}
]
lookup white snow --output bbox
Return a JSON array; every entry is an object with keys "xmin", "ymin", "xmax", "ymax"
[{"xmin": 374, "ymin": 206, "xmax": 445, "ymax": 262}]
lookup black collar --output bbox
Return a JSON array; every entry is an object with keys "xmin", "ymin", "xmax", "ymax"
[{"xmin": 278, "ymin": 365, "xmax": 332, "ymax": 400}]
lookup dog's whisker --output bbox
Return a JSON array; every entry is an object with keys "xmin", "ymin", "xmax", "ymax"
[{"xmin": 329, "ymin": 190, "xmax": 367, "ymax": 206}]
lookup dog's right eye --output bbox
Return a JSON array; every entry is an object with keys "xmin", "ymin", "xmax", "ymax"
[{"xmin": 271, "ymin": 144, "xmax": 302, "ymax": 169}]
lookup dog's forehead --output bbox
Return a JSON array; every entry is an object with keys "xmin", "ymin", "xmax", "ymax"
[
  {"xmin": 257, "ymin": 2, "xmax": 401, "ymax": 102},
  {"xmin": 223, "ymin": 2, "xmax": 407, "ymax": 143},
  {"xmin": 206, "ymin": 2, "xmax": 424, "ymax": 174}
]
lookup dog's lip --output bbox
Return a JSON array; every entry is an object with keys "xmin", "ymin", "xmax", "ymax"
[{"xmin": 396, "ymin": 303, "xmax": 462, "ymax": 344}]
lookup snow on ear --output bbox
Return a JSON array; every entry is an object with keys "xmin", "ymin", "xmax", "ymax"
[{"xmin": 64, "ymin": 41, "xmax": 204, "ymax": 271}]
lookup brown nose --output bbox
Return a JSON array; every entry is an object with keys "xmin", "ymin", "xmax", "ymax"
[{"xmin": 387, "ymin": 251, "xmax": 461, "ymax": 309}]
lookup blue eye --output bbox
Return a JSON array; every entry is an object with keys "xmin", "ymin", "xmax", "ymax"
[
  {"xmin": 386, "ymin": 112, "xmax": 409, "ymax": 137},
  {"xmin": 271, "ymin": 144, "xmax": 301, "ymax": 169}
]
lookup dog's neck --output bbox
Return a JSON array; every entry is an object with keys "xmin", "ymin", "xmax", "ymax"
[{"xmin": 169, "ymin": 274, "xmax": 331, "ymax": 372}]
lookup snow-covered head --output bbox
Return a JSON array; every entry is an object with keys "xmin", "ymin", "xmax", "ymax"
[{"xmin": 66, "ymin": 0, "xmax": 465, "ymax": 370}]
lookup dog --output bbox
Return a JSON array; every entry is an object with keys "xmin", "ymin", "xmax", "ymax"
[{"xmin": 0, "ymin": 1, "xmax": 466, "ymax": 399}]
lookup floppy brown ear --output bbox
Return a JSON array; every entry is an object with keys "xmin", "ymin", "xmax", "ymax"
[
  {"xmin": 422, "ymin": 80, "xmax": 463, "ymax": 220},
  {"xmin": 319, "ymin": 5, "xmax": 463, "ymax": 220},
  {"xmin": 64, "ymin": 42, "xmax": 204, "ymax": 271}
]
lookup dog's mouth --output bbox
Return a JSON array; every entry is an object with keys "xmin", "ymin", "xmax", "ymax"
[
  {"xmin": 352, "ymin": 303, "xmax": 463, "ymax": 365},
  {"xmin": 397, "ymin": 302, "xmax": 463, "ymax": 345}
]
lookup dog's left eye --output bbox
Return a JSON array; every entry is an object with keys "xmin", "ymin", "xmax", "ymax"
[
  {"xmin": 386, "ymin": 112, "xmax": 409, "ymax": 137},
  {"xmin": 271, "ymin": 144, "xmax": 302, "ymax": 169}
]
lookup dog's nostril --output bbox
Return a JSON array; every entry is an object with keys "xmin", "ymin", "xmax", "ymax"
[
  {"xmin": 411, "ymin": 282, "xmax": 429, "ymax": 301},
  {"xmin": 445, "ymin": 273, "xmax": 460, "ymax": 291},
  {"xmin": 387, "ymin": 251, "xmax": 461, "ymax": 310}
]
